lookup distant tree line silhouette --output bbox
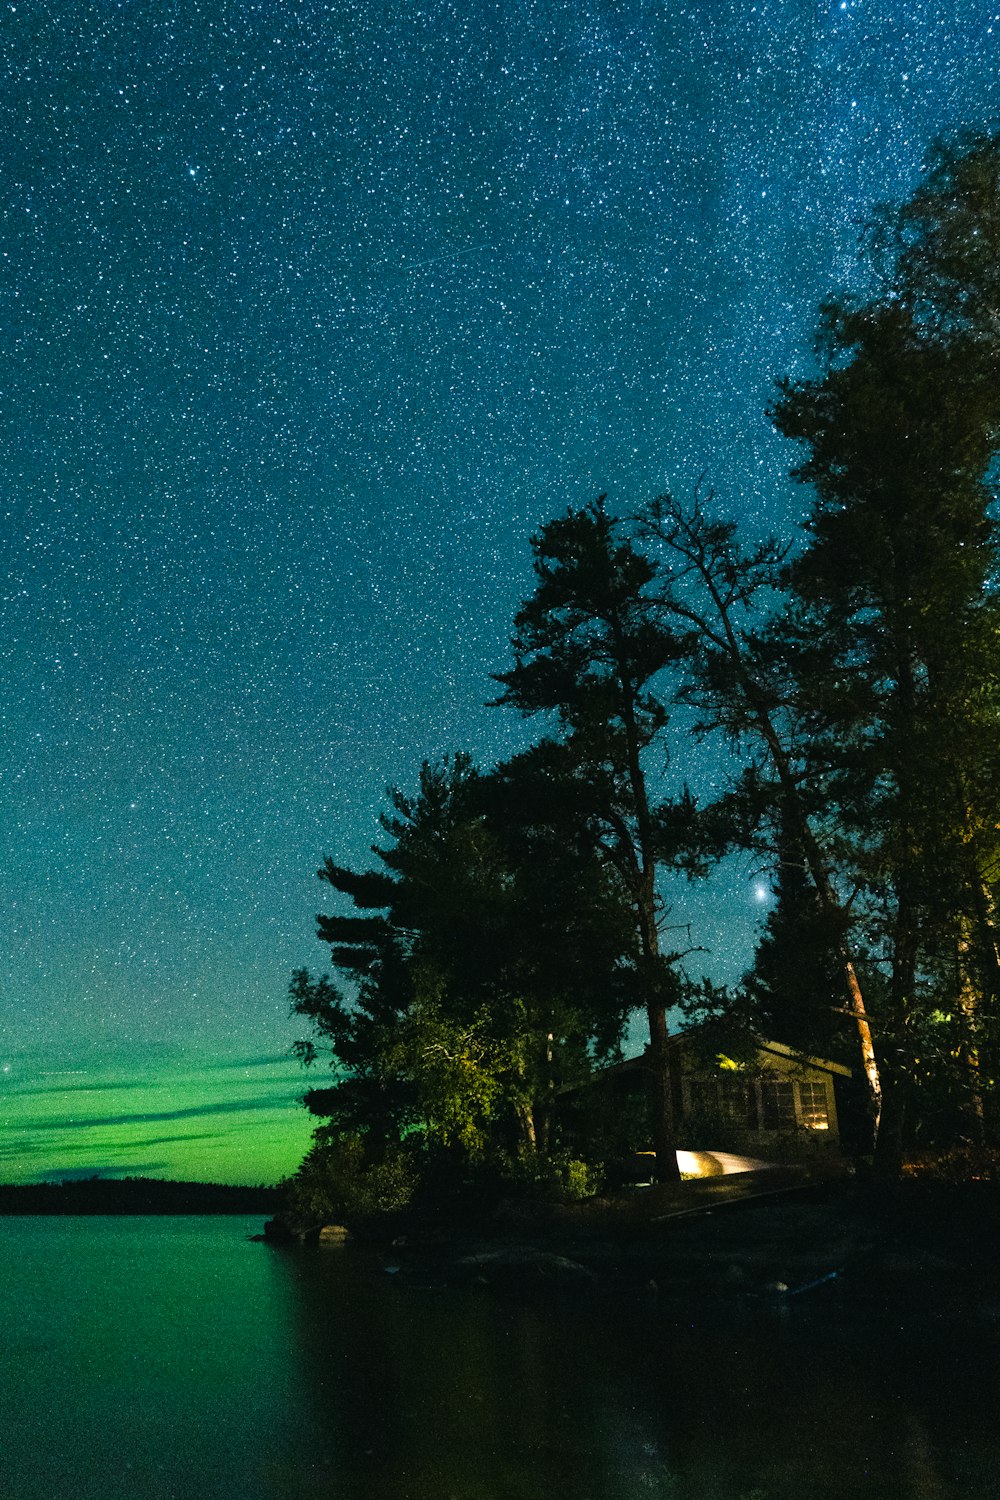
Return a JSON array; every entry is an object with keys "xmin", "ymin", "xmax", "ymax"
[{"xmin": 0, "ymin": 1177, "xmax": 283, "ymax": 1215}]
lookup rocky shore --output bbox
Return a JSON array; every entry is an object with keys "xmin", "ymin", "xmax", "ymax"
[{"xmin": 261, "ymin": 1170, "xmax": 1000, "ymax": 1324}]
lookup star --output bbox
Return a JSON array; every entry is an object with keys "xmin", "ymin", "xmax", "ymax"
[{"xmin": 1, "ymin": 0, "xmax": 992, "ymax": 1182}]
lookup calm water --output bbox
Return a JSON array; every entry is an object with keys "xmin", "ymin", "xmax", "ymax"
[{"xmin": 0, "ymin": 1216, "xmax": 998, "ymax": 1500}]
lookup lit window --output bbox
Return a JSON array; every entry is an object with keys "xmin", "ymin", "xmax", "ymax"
[{"xmin": 798, "ymin": 1080, "xmax": 830, "ymax": 1130}]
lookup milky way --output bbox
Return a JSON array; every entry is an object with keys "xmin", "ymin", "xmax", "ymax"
[{"xmin": 2, "ymin": 0, "xmax": 997, "ymax": 1181}]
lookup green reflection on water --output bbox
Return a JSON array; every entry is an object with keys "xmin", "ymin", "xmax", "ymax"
[{"xmin": 0, "ymin": 1218, "xmax": 997, "ymax": 1499}]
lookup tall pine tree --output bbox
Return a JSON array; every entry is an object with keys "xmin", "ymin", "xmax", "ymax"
[
  {"xmin": 493, "ymin": 498, "xmax": 691, "ymax": 1180},
  {"xmin": 771, "ymin": 132, "xmax": 1000, "ymax": 1167}
]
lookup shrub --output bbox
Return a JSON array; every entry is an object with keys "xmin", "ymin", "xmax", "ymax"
[
  {"xmin": 283, "ymin": 1134, "xmax": 418, "ymax": 1229},
  {"xmin": 495, "ymin": 1148, "xmax": 604, "ymax": 1203},
  {"xmin": 903, "ymin": 1143, "xmax": 1000, "ymax": 1183},
  {"xmin": 555, "ymin": 1155, "xmax": 603, "ymax": 1202}
]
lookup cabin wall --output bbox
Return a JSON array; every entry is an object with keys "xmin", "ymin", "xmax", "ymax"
[{"xmin": 679, "ymin": 1050, "xmax": 841, "ymax": 1156}]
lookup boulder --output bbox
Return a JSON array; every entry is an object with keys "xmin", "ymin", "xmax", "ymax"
[
  {"xmin": 318, "ymin": 1224, "xmax": 352, "ymax": 1245},
  {"xmin": 262, "ymin": 1217, "xmax": 305, "ymax": 1244},
  {"xmin": 451, "ymin": 1245, "xmax": 596, "ymax": 1292}
]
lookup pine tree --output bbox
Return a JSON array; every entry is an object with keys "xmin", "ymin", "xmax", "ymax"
[
  {"xmin": 744, "ymin": 805, "xmax": 851, "ymax": 1062},
  {"xmin": 771, "ymin": 132, "xmax": 1000, "ymax": 1168},
  {"xmin": 291, "ymin": 751, "xmax": 637, "ymax": 1171},
  {"xmin": 493, "ymin": 498, "xmax": 690, "ymax": 1180}
]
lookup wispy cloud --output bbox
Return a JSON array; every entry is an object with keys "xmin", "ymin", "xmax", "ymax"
[
  {"xmin": 20, "ymin": 1092, "xmax": 303, "ymax": 1132},
  {"xmin": 46, "ymin": 1163, "xmax": 173, "ymax": 1181}
]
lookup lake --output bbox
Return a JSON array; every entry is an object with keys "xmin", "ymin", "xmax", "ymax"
[{"xmin": 0, "ymin": 1215, "xmax": 997, "ymax": 1499}]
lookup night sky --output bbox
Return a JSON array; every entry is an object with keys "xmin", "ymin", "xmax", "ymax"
[{"xmin": 2, "ymin": 0, "xmax": 997, "ymax": 1184}]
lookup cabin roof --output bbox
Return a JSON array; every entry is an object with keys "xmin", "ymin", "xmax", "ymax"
[
  {"xmin": 753, "ymin": 1038, "xmax": 852, "ymax": 1078},
  {"xmin": 590, "ymin": 1030, "xmax": 853, "ymax": 1081}
]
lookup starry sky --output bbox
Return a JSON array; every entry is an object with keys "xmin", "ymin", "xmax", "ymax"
[{"xmin": 2, "ymin": 0, "xmax": 997, "ymax": 1184}]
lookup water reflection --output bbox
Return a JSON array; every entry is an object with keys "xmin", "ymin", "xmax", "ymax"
[
  {"xmin": 280, "ymin": 1245, "xmax": 1000, "ymax": 1500},
  {"xmin": 0, "ymin": 1219, "xmax": 997, "ymax": 1499}
]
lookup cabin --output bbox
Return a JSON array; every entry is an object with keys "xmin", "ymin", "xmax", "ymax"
[
  {"xmin": 676, "ymin": 1035, "xmax": 851, "ymax": 1158},
  {"xmin": 562, "ymin": 1028, "xmax": 853, "ymax": 1171}
]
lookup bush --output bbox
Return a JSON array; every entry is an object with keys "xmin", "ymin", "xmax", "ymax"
[
  {"xmin": 283, "ymin": 1134, "xmax": 418, "ymax": 1229},
  {"xmin": 555, "ymin": 1155, "xmax": 603, "ymax": 1202},
  {"xmin": 903, "ymin": 1143, "xmax": 1000, "ymax": 1183},
  {"xmin": 495, "ymin": 1149, "xmax": 604, "ymax": 1203}
]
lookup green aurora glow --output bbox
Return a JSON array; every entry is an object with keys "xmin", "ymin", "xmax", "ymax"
[{"xmin": 0, "ymin": 1047, "xmax": 316, "ymax": 1186}]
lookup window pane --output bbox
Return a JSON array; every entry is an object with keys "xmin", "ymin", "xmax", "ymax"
[
  {"xmin": 719, "ymin": 1077, "xmax": 752, "ymax": 1122},
  {"xmin": 760, "ymin": 1078, "xmax": 796, "ymax": 1129},
  {"xmin": 687, "ymin": 1080, "xmax": 718, "ymax": 1115},
  {"xmin": 799, "ymin": 1080, "xmax": 830, "ymax": 1130}
]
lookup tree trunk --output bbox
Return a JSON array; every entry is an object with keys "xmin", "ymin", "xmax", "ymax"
[
  {"xmin": 634, "ymin": 857, "xmax": 680, "ymax": 1181},
  {"xmin": 871, "ymin": 859, "xmax": 920, "ymax": 1177},
  {"xmin": 956, "ymin": 920, "xmax": 988, "ymax": 1147},
  {"xmin": 610, "ymin": 607, "xmax": 681, "ymax": 1183},
  {"xmin": 646, "ymin": 998, "xmax": 679, "ymax": 1182},
  {"xmin": 839, "ymin": 949, "xmax": 883, "ymax": 1147},
  {"xmin": 538, "ymin": 1031, "xmax": 555, "ymax": 1156},
  {"xmin": 518, "ymin": 1101, "xmax": 537, "ymax": 1153},
  {"xmin": 871, "ymin": 1066, "xmax": 906, "ymax": 1178},
  {"xmin": 972, "ymin": 872, "xmax": 1000, "ymax": 979},
  {"xmin": 952, "ymin": 780, "xmax": 1000, "ymax": 1144}
]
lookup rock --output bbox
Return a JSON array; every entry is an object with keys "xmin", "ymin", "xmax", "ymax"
[
  {"xmin": 451, "ymin": 1245, "xmax": 596, "ymax": 1292},
  {"xmin": 317, "ymin": 1224, "xmax": 352, "ymax": 1244},
  {"xmin": 262, "ymin": 1217, "xmax": 305, "ymax": 1244}
]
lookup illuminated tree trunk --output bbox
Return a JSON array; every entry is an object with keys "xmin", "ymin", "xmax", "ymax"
[
  {"xmin": 518, "ymin": 1100, "xmax": 538, "ymax": 1152},
  {"xmin": 956, "ymin": 921, "xmax": 987, "ymax": 1147},
  {"xmin": 641, "ymin": 495, "xmax": 884, "ymax": 1148}
]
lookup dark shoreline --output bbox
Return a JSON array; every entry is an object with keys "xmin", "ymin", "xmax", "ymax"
[{"xmin": 280, "ymin": 1174, "xmax": 1000, "ymax": 1324}]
